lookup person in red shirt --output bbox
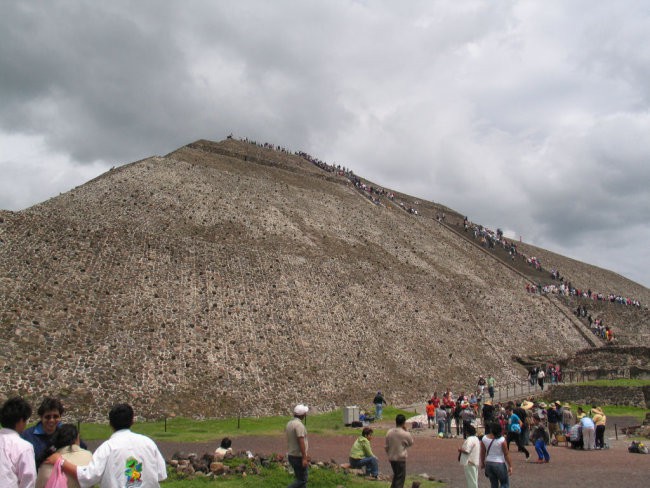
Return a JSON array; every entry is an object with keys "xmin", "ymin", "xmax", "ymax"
[{"xmin": 426, "ymin": 401, "xmax": 435, "ymax": 429}]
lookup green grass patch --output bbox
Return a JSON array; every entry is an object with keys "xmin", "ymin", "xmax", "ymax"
[
  {"xmin": 565, "ymin": 403, "xmax": 648, "ymax": 422},
  {"xmin": 72, "ymin": 406, "xmax": 414, "ymax": 443},
  {"xmin": 574, "ymin": 379, "xmax": 650, "ymax": 387},
  {"xmin": 161, "ymin": 460, "xmax": 444, "ymax": 487}
]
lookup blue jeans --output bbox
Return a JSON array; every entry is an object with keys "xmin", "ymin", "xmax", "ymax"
[
  {"xmin": 535, "ymin": 439, "xmax": 550, "ymax": 461},
  {"xmin": 437, "ymin": 420, "xmax": 445, "ymax": 434},
  {"xmin": 288, "ymin": 455, "xmax": 308, "ymax": 488},
  {"xmin": 375, "ymin": 403, "xmax": 383, "ymax": 419},
  {"xmin": 349, "ymin": 456, "xmax": 379, "ymax": 476},
  {"xmin": 485, "ymin": 462, "xmax": 509, "ymax": 488}
]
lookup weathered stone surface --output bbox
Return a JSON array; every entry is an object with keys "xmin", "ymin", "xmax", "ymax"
[{"xmin": 0, "ymin": 138, "xmax": 646, "ymax": 420}]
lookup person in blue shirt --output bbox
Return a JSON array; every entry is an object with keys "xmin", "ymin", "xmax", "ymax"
[
  {"xmin": 22, "ymin": 397, "xmax": 87, "ymax": 468},
  {"xmin": 505, "ymin": 404, "xmax": 530, "ymax": 459}
]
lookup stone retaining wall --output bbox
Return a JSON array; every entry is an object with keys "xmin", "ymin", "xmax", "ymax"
[{"xmin": 546, "ymin": 384, "xmax": 650, "ymax": 408}]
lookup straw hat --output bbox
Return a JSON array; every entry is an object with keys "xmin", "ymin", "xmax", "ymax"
[{"xmin": 521, "ymin": 400, "xmax": 534, "ymax": 410}]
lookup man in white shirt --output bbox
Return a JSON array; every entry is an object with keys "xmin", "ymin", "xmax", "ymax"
[
  {"xmin": 48, "ymin": 403, "xmax": 167, "ymax": 487},
  {"xmin": 0, "ymin": 397, "xmax": 36, "ymax": 488}
]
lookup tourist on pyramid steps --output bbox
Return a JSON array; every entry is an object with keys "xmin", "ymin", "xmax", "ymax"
[
  {"xmin": 435, "ymin": 403, "xmax": 448, "ymax": 436},
  {"xmin": 46, "ymin": 403, "xmax": 167, "ymax": 488},
  {"xmin": 487, "ymin": 375, "xmax": 496, "ymax": 400},
  {"xmin": 591, "ymin": 407, "xmax": 607, "ymax": 449},
  {"xmin": 285, "ymin": 404, "xmax": 309, "ymax": 488},
  {"xmin": 480, "ymin": 422, "xmax": 512, "ymax": 488},
  {"xmin": 527, "ymin": 367, "xmax": 537, "ymax": 386},
  {"xmin": 348, "ymin": 427, "xmax": 379, "ymax": 479},
  {"xmin": 0, "ymin": 396, "xmax": 36, "ymax": 488},
  {"xmin": 22, "ymin": 397, "xmax": 88, "ymax": 469},
  {"xmin": 36, "ymin": 424, "xmax": 92, "ymax": 488},
  {"xmin": 373, "ymin": 391, "xmax": 386, "ymax": 421},
  {"xmin": 579, "ymin": 411, "xmax": 596, "ymax": 451},
  {"xmin": 530, "ymin": 415, "xmax": 550, "ymax": 463},
  {"xmin": 537, "ymin": 368, "xmax": 545, "ymax": 390},
  {"xmin": 425, "ymin": 400, "xmax": 435, "ymax": 429},
  {"xmin": 505, "ymin": 404, "xmax": 530, "ymax": 459},
  {"xmin": 385, "ymin": 414, "xmax": 413, "ymax": 488},
  {"xmin": 458, "ymin": 424, "xmax": 480, "ymax": 488},
  {"xmin": 477, "ymin": 375, "xmax": 486, "ymax": 396}
]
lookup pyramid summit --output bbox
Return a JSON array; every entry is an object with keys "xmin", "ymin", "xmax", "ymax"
[{"xmin": 0, "ymin": 138, "xmax": 647, "ymax": 419}]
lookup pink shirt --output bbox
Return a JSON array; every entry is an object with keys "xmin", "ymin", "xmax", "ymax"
[{"xmin": 0, "ymin": 428, "xmax": 37, "ymax": 488}]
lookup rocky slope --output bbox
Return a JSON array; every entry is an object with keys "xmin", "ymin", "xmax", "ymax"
[{"xmin": 0, "ymin": 139, "xmax": 645, "ymax": 420}]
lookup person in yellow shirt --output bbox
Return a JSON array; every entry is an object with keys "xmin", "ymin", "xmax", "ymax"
[
  {"xmin": 348, "ymin": 427, "xmax": 379, "ymax": 479},
  {"xmin": 591, "ymin": 407, "xmax": 607, "ymax": 449}
]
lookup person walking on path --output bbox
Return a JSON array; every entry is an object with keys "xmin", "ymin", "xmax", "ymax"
[
  {"xmin": 385, "ymin": 414, "xmax": 414, "ymax": 488},
  {"xmin": 46, "ymin": 403, "xmax": 167, "ymax": 488},
  {"xmin": 0, "ymin": 397, "xmax": 36, "ymax": 488},
  {"xmin": 537, "ymin": 369, "xmax": 546, "ymax": 390},
  {"xmin": 505, "ymin": 404, "xmax": 530, "ymax": 459},
  {"xmin": 373, "ymin": 391, "xmax": 386, "ymax": 420},
  {"xmin": 480, "ymin": 422, "xmax": 513, "ymax": 488},
  {"xmin": 458, "ymin": 424, "xmax": 480, "ymax": 488},
  {"xmin": 531, "ymin": 415, "xmax": 550, "ymax": 463},
  {"xmin": 487, "ymin": 375, "xmax": 496, "ymax": 400},
  {"xmin": 286, "ymin": 404, "xmax": 310, "ymax": 488}
]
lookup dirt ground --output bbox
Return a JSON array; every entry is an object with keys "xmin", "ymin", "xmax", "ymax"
[{"xmin": 143, "ymin": 416, "xmax": 650, "ymax": 487}]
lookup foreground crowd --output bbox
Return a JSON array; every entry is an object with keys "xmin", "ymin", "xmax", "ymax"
[
  {"xmin": 1, "ymin": 396, "xmax": 166, "ymax": 488},
  {"xmin": 2, "ymin": 393, "xmax": 610, "ymax": 488}
]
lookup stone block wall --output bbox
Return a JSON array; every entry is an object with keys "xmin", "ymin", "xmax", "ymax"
[{"xmin": 547, "ymin": 384, "xmax": 650, "ymax": 408}]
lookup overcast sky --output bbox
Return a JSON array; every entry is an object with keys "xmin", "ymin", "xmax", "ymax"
[{"xmin": 1, "ymin": 1, "xmax": 649, "ymax": 287}]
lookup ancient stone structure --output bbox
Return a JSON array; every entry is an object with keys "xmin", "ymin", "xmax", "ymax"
[{"xmin": 0, "ymin": 139, "xmax": 647, "ymax": 420}]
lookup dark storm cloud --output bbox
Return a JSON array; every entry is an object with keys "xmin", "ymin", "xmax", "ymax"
[{"xmin": 0, "ymin": 1, "xmax": 648, "ymax": 286}]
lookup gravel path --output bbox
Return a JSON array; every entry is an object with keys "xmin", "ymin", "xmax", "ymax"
[{"xmin": 88, "ymin": 416, "xmax": 649, "ymax": 487}]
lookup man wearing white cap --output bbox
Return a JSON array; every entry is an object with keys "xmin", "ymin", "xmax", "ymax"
[{"xmin": 286, "ymin": 404, "xmax": 309, "ymax": 487}]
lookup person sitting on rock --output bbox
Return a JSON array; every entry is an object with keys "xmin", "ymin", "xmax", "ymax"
[
  {"xmin": 214, "ymin": 437, "xmax": 233, "ymax": 460},
  {"xmin": 348, "ymin": 427, "xmax": 379, "ymax": 479}
]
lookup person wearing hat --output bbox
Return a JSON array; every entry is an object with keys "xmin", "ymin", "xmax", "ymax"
[
  {"xmin": 547, "ymin": 403, "xmax": 561, "ymax": 439},
  {"xmin": 591, "ymin": 407, "xmax": 607, "ymax": 449},
  {"xmin": 562, "ymin": 404, "xmax": 574, "ymax": 435},
  {"xmin": 578, "ymin": 409, "xmax": 595, "ymax": 450},
  {"xmin": 482, "ymin": 400, "xmax": 495, "ymax": 425},
  {"xmin": 286, "ymin": 404, "xmax": 309, "ymax": 487},
  {"xmin": 460, "ymin": 402, "xmax": 475, "ymax": 439}
]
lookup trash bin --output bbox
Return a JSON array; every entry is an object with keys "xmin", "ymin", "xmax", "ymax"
[{"xmin": 343, "ymin": 406, "xmax": 360, "ymax": 425}]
